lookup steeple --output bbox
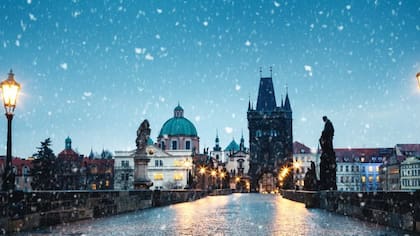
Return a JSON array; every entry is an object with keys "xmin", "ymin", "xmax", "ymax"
[
  {"xmin": 281, "ymin": 95, "xmax": 284, "ymax": 108},
  {"xmin": 89, "ymin": 148, "xmax": 95, "ymax": 159},
  {"xmin": 284, "ymin": 91, "xmax": 292, "ymax": 111},
  {"xmin": 65, "ymin": 136, "xmax": 72, "ymax": 150},
  {"xmin": 240, "ymin": 130, "xmax": 245, "ymax": 151},
  {"xmin": 213, "ymin": 130, "xmax": 221, "ymax": 151}
]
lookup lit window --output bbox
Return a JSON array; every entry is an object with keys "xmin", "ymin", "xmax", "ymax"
[
  {"xmin": 368, "ymin": 176, "xmax": 373, "ymax": 183},
  {"xmin": 376, "ymin": 176, "xmax": 380, "ymax": 182},
  {"xmin": 361, "ymin": 176, "xmax": 366, "ymax": 183},
  {"xmin": 174, "ymin": 160, "xmax": 183, "ymax": 167},
  {"xmin": 368, "ymin": 166, "xmax": 373, "ymax": 172},
  {"xmin": 376, "ymin": 166, "xmax": 379, "ymax": 172},
  {"xmin": 174, "ymin": 173, "xmax": 183, "ymax": 181},
  {"xmin": 154, "ymin": 173, "xmax": 164, "ymax": 180}
]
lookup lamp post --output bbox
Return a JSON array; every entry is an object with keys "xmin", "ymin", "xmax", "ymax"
[
  {"xmin": 1, "ymin": 70, "xmax": 20, "ymax": 192},
  {"xmin": 199, "ymin": 167, "xmax": 206, "ymax": 190},
  {"xmin": 219, "ymin": 172, "xmax": 225, "ymax": 189},
  {"xmin": 210, "ymin": 170, "xmax": 216, "ymax": 189},
  {"xmin": 417, "ymin": 72, "xmax": 420, "ymax": 88}
]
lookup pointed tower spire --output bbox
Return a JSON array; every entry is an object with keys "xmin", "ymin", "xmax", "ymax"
[
  {"xmin": 89, "ymin": 148, "xmax": 95, "ymax": 159},
  {"xmin": 270, "ymin": 66, "xmax": 273, "ymax": 77},
  {"xmin": 259, "ymin": 67, "xmax": 262, "ymax": 78},
  {"xmin": 240, "ymin": 129, "xmax": 245, "ymax": 151},
  {"xmin": 248, "ymin": 94, "xmax": 251, "ymax": 111},
  {"xmin": 281, "ymin": 95, "xmax": 284, "ymax": 108},
  {"xmin": 214, "ymin": 130, "xmax": 221, "ymax": 151},
  {"xmin": 284, "ymin": 90, "xmax": 292, "ymax": 111}
]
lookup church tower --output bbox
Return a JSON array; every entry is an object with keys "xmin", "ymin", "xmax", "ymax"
[{"xmin": 247, "ymin": 69, "xmax": 293, "ymax": 192}]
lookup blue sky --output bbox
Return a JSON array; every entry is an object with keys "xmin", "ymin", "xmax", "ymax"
[{"xmin": 0, "ymin": 0, "xmax": 419, "ymax": 158}]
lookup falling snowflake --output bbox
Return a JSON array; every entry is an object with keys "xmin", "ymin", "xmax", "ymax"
[
  {"xmin": 235, "ymin": 84, "xmax": 241, "ymax": 91},
  {"xmin": 203, "ymin": 21, "xmax": 208, "ymax": 26},
  {"xmin": 83, "ymin": 92, "xmax": 92, "ymax": 97},
  {"xmin": 304, "ymin": 65, "xmax": 312, "ymax": 76},
  {"xmin": 225, "ymin": 127, "xmax": 233, "ymax": 134},
  {"xmin": 245, "ymin": 40, "xmax": 251, "ymax": 46},
  {"xmin": 273, "ymin": 1, "xmax": 280, "ymax": 7},
  {"xmin": 29, "ymin": 13, "xmax": 37, "ymax": 21},
  {"xmin": 60, "ymin": 63, "xmax": 68, "ymax": 70},
  {"xmin": 135, "ymin": 48, "xmax": 146, "ymax": 54},
  {"xmin": 145, "ymin": 53, "xmax": 154, "ymax": 61},
  {"xmin": 156, "ymin": 8, "xmax": 163, "ymax": 14}
]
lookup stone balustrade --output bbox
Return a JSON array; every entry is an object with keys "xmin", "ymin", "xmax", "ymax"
[{"xmin": 281, "ymin": 190, "xmax": 420, "ymax": 233}]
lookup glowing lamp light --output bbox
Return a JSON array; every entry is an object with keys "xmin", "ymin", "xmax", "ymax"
[
  {"xmin": 1, "ymin": 70, "xmax": 21, "ymax": 115},
  {"xmin": 293, "ymin": 161, "xmax": 301, "ymax": 169},
  {"xmin": 199, "ymin": 167, "xmax": 206, "ymax": 175}
]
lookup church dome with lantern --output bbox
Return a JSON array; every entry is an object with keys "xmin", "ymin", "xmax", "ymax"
[{"xmin": 157, "ymin": 104, "xmax": 199, "ymax": 152}]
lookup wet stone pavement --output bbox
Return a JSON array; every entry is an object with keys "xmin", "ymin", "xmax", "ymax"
[{"xmin": 17, "ymin": 193, "xmax": 414, "ymax": 236}]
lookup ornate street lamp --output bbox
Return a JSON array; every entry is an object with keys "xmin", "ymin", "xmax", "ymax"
[
  {"xmin": 1, "ymin": 70, "xmax": 20, "ymax": 192},
  {"xmin": 417, "ymin": 72, "xmax": 420, "ymax": 88}
]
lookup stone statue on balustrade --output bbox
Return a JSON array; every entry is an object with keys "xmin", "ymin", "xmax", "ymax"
[
  {"xmin": 136, "ymin": 119, "xmax": 151, "ymax": 153},
  {"xmin": 303, "ymin": 161, "xmax": 318, "ymax": 191},
  {"xmin": 319, "ymin": 116, "xmax": 337, "ymax": 190},
  {"xmin": 133, "ymin": 119, "xmax": 153, "ymax": 189}
]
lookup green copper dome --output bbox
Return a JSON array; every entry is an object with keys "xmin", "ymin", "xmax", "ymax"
[
  {"xmin": 158, "ymin": 104, "xmax": 198, "ymax": 137},
  {"xmin": 224, "ymin": 139, "xmax": 240, "ymax": 152}
]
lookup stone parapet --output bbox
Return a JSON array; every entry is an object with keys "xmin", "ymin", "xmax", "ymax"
[
  {"xmin": 281, "ymin": 190, "xmax": 420, "ymax": 233},
  {"xmin": 0, "ymin": 189, "xmax": 209, "ymax": 234}
]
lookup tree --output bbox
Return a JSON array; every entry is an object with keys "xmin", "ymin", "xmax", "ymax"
[{"xmin": 31, "ymin": 138, "xmax": 59, "ymax": 190}]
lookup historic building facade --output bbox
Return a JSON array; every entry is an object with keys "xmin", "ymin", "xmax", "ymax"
[
  {"xmin": 247, "ymin": 73, "xmax": 293, "ymax": 192},
  {"xmin": 292, "ymin": 142, "xmax": 319, "ymax": 190},
  {"xmin": 114, "ymin": 104, "xmax": 197, "ymax": 190},
  {"xmin": 380, "ymin": 144, "xmax": 420, "ymax": 190},
  {"xmin": 57, "ymin": 137, "xmax": 114, "ymax": 190},
  {"xmin": 0, "ymin": 157, "xmax": 32, "ymax": 192},
  {"xmin": 224, "ymin": 135, "xmax": 250, "ymax": 191},
  {"xmin": 400, "ymin": 156, "xmax": 420, "ymax": 190}
]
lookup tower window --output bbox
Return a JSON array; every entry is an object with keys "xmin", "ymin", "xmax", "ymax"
[
  {"xmin": 185, "ymin": 140, "xmax": 191, "ymax": 150},
  {"xmin": 172, "ymin": 140, "xmax": 178, "ymax": 150}
]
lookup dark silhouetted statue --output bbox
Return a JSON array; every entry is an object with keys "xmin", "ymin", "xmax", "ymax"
[
  {"xmin": 136, "ymin": 119, "xmax": 151, "ymax": 152},
  {"xmin": 303, "ymin": 161, "xmax": 318, "ymax": 191},
  {"xmin": 319, "ymin": 116, "xmax": 337, "ymax": 190}
]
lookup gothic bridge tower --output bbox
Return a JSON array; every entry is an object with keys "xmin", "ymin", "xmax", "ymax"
[{"xmin": 247, "ymin": 69, "xmax": 293, "ymax": 192}]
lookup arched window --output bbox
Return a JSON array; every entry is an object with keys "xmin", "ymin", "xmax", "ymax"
[
  {"xmin": 185, "ymin": 140, "xmax": 191, "ymax": 150},
  {"xmin": 172, "ymin": 140, "xmax": 178, "ymax": 150}
]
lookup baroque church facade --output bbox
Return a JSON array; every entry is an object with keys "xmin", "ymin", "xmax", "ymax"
[
  {"xmin": 247, "ymin": 72, "xmax": 293, "ymax": 192},
  {"xmin": 114, "ymin": 104, "xmax": 197, "ymax": 190}
]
